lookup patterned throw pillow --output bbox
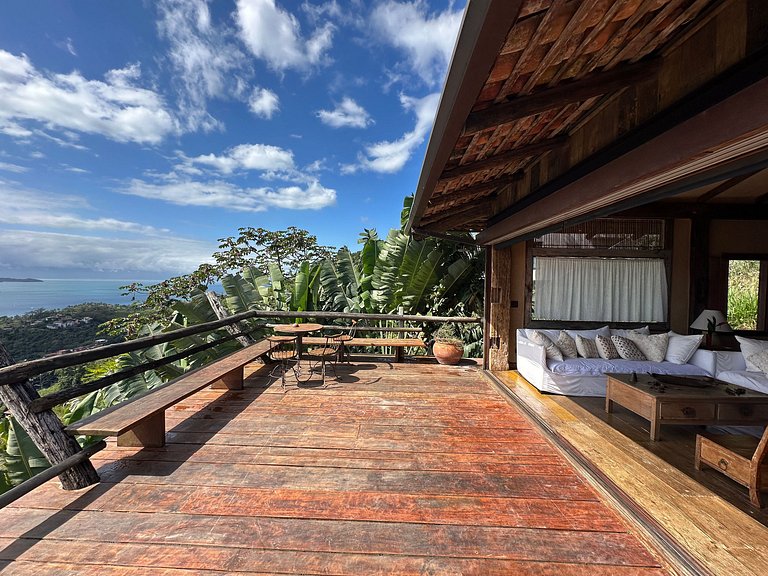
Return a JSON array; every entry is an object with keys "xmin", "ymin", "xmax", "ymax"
[
  {"xmin": 575, "ymin": 335, "xmax": 599, "ymax": 358},
  {"xmin": 736, "ymin": 336, "xmax": 768, "ymax": 372},
  {"xmin": 748, "ymin": 349, "xmax": 768, "ymax": 375},
  {"xmin": 595, "ymin": 334, "xmax": 619, "ymax": 359},
  {"xmin": 530, "ymin": 330, "xmax": 564, "ymax": 362},
  {"xmin": 611, "ymin": 335, "xmax": 647, "ymax": 361},
  {"xmin": 626, "ymin": 332, "xmax": 669, "ymax": 363},
  {"xmin": 556, "ymin": 331, "xmax": 578, "ymax": 359}
]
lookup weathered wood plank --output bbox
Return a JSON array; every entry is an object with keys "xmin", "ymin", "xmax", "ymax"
[{"xmin": 0, "ymin": 508, "xmax": 663, "ymax": 567}]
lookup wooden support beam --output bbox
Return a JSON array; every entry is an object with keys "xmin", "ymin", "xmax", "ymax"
[
  {"xmin": 440, "ymin": 138, "xmax": 567, "ymax": 180},
  {"xmin": 464, "ymin": 59, "xmax": 661, "ymax": 135},
  {"xmin": 429, "ymin": 206, "xmax": 491, "ymax": 233},
  {"xmin": 696, "ymin": 171, "xmax": 758, "ymax": 202},
  {"xmin": 615, "ymin": 203, "xmax": 768, "ymax": 220}
]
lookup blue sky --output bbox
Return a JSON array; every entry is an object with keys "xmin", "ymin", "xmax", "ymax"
[{"xmin": 0, "ymin": 0, "xmax": 465, "ymax": 279}]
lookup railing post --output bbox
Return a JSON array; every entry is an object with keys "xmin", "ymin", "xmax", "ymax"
[{"xmin": 0, "ymin": 343, "xmax": 99, "ymax": 490}]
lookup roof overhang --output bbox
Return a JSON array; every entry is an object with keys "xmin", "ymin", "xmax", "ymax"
[{"xmin": 407, "ymin": 0, "xmax": 524, "ymax": 235}]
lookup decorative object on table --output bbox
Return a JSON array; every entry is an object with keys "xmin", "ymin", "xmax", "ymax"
[
  {"xmin": 690, "ymin": 309, "xmax": 733, "ymax": 349},
  {"xmin": 433, "ymin": 323, "xmax": 464, "ymax": 365}
]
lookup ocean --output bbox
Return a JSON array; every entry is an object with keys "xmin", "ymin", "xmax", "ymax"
[{"xmin": 0, "ymin": 279, "xmax": 151, "ymax": 317}]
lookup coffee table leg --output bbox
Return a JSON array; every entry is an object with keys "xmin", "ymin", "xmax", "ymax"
[
  {"xmin": 650, "ymin": 408, "xmax": 661, "ymax": 441},
  {"xmin": 605, "ymin": 396, "xmax": 613, "ymax": 413}
]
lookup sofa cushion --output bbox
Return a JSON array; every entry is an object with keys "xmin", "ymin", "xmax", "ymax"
[
  {"xmin": 556, "ymin": 331, "xmax": 578, "ymax": 359},
  {"xmin": 565, "ymin": 326, "xmax": 610, "ymax": 341},
  {"xmin": 735, "ymin": 336, "xmax": 768, "ymax": 372},
  {"xmin": 525, "ymin": 328, "xmax": 561, "ymax": 342},
  {"xmin": 530, "ymin": 330, "xmax": 563, "ymax": 362},
  {"xmin": 548, "ymin": 358, "xmax": 710, "ymax": 378},
  {"xmin": 610, "ymin": 326, "xmax": 650, "ymax": 337},
  {"xmin": 595, "ymin": 334, "xmax": 619, "ymax": 359},
  {"xmin": 575, "ymin": 335, "xmax": 599, "ymax": 358},
  {"xmin": 717, "ymin": 370, "xmax": 768, "ymax": 394},
  {"xmin": 626, "ymin": 332, "xmax": 669, "ymax": 363},
  {"xmin": 611, "ymin": 335, "xmax": 647, "ymax": 361},
  {"xmin": 665, "ymin": 332, "xmax": 703, "ymax": 364}
]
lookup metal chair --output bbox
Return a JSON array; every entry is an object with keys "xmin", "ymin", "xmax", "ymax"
[
  {"xmin": 266, "ymin": 335, "xmax": 299, "ymax": 391},
  {"xmin": 306, "ymin": 332, "xmax": 343, "ymax": 386},
  {"xmin": 334, "ymin": 320, "xmax": 359, "ymax": 364}
]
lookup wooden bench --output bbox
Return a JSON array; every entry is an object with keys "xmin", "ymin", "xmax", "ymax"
[
  {"xmin": 695, "ymin": 427, "xmax": 768, "ymax": 507},
  {"xmin": 66, "ymin": 340, "xmax": 277, "ymax": 448},
  {"xmin": 303, "ymin": 336, "xmax": 426, "ymax": 363}
]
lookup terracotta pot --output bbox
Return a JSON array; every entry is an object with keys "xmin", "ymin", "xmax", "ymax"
[{"xmin": 433, "ymin": 341, "xmax": 464, "ymax": 365}]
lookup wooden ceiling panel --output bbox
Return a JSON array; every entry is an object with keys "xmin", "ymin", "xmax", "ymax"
[{"xmin": 413, "ymin": 0, "xmax": 736, "ymax": 236}]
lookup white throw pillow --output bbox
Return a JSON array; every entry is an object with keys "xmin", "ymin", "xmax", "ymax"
[
  {"xmin": 665, "ymin": 332, "xmax": 703, "ymax": 364},
  {"xmin": 556, "ymin": 331, "xmax": 578, "ymax": 359},
  {"xmin": 530, "ymin": 330, "xmax": 563, "ymax": 362},
  {"xmin": 626, "ymin": 332, "xmax": 669, "ymax": 363},
  {"xmin": 736, "ymin": 336, "xmax": 768, "ymax": 372},
  {"xmin": 747, "ymin": 350, "xmax": 768, "ymax": 375},
  {"xmin": 610, "ymin": 326, "xmax": 650, "ymax": 337},
  {"xmin": 565, "ymin": 326, "xmax": 610, "ymax": 341},
  {"xmin": 575, "ymin": 335, "xmax": 599, "ymax": 358},
  {"xmin": 525, "ymin": 328, "xmax": 561, "ymax": 342}
]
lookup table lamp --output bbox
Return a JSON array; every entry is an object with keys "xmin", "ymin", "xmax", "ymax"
[{"xmin": 690, "ymin": 309, "xmax": 733, "ymax": 348}]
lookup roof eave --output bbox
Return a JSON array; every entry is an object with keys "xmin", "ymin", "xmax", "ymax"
[{"xmin": 407, "ymin": 0, "xmax": 523, "ymax": 236}]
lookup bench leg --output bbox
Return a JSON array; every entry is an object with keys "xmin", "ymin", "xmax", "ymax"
[
  {"xmin": 211, "ymin": 366, "xmax": 244, "ymax": 390},
  {"xmin": 395, "ymin": 347, "xmax": 403, "ymax": 363},
  {"xmin": 117, "ymin": 412, "xmax": 165, "ymax": 448}
]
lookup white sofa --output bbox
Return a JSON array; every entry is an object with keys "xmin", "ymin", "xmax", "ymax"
[
  {"xmin": 714, "ymin": 350, "xmax": 768, "ymax": 394},
  {"xmin": 516, "ymin": 328, "xmax": 715, "ymax": 397}
]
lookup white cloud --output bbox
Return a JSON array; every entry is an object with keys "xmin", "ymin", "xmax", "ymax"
[
  {"xmin": 236, "ymin": 0, "xmax": 334, "ymax": 71},
  {"xmin": 157, "ymin": 0, "xmax": 249, "ymax": 132},
  {"xmin": 0, "ymin": 162, "xmax": 28, "ymax": 173},
  {"xmin": 123, "ymin": 178, "xmax": 336, "ymax": 211},
  {"xmin": 183, "ymin": 143, "xmax": 295, "ymax": 174},
  {"xmin": 0, "ymin": 184, "xmax": 167, "ymax": 235},
  {"xmin": 0, "ymin": 229, "xmax": 212, "ymax": 276},
  {"xmin": 249, "ymin": 86, "xmax": 280, "ymax": 119},
  {"xmin": 317, "ymin": 97, "xmax": 372, "ymax": 128},
  {"xmin": 343, "ymin": 91, "xmax": 439, "ymax": 174},
  {"xmin": 0, "ymin": 50, "xmax": 176, "ymax": 144},
  {"xmin": 371, "ymin": 1, "xmax": 463, "ymax": 87}
]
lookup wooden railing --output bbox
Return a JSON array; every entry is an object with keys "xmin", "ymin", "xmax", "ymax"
[{"xmin": 0, "ymin": 310, "xmax": 481, "ymax": 504}]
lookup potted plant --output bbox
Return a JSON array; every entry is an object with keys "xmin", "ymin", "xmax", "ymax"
[{"xmin": 433, "ymin": 323, "xmax": 464, "ymax": 365}]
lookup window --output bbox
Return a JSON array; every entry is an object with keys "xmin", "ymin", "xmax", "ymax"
[
  {"xmin": 532, "ymin": 257, "xmax": 668, "ymax": 322},
  {"xmin": 726, "ymin": 258, "xmax": 768, "ymax": 331},
  {"xmin": 527, "ymin": 218, "xmax": 670, "ymax": 325}
]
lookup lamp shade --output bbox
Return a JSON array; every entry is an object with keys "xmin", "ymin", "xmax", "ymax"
[{"xmin": 690, "ymin": 309, "xmax": 733, "ymax": 332}]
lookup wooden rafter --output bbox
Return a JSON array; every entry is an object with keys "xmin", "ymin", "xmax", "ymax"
[
  {"xmin": 463, "ymin": 58, "xmax": 662, "ymax": 135},
  {"xmin": 440, "ymin": 137, "xmax": 566, "ymax": 180},
  {"xmin": 696, "ymin": 171, "xmax": 758, "ymax": 203}
]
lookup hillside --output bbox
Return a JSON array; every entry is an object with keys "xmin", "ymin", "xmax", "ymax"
[{"xmin": 0, "ymin": 303, "xmax": 128, "ymax": 363}]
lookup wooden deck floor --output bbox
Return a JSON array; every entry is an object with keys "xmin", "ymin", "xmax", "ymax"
[{"xmin": 0, "ymin": 362, "xmax": 672, "ymax": 575}]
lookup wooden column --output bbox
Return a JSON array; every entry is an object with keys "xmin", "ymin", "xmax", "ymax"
[
  {"xmin": 689, "ymin": 216, "xmax": 711, "ymax": 320},
  {"xmin": 488, "ymin": 246, "xmax": 513, "ymax": 371},
  {"xmin": 0, "ymin": 343, "xmax": 99, "ymax": 490}
]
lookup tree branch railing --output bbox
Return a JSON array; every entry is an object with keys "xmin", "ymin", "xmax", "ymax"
[{"xmin": 0, "ymin": 310, "xmax": 480, "ymax": 388}]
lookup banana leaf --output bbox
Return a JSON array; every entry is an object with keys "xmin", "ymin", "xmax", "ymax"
[
  {"xmin": 4, "ymin": 417, "xmax": 49, "ymax": 486},
  {"xmin": 222, "ymin": 274, "xmax": 259, "ymax": 314}
]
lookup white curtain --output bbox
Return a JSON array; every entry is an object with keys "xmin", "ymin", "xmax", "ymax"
[{"xmin": 534, "ymin": 257, "xmax": 668, "ymax": 322}]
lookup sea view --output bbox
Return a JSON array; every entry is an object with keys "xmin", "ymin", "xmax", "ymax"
[{"xmin": 0, "ymin": 279, "xmax": 151, "ymax": 317}]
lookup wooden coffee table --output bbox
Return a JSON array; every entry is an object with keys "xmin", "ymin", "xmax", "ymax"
[{"xmin": 605, "ymin": 373, "xmax": 768, "ymax": 441}]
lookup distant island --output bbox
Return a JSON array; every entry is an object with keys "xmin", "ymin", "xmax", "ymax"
[{"xmin": 0, "ymin": 278, "xmax": 43, "ymax": 283}]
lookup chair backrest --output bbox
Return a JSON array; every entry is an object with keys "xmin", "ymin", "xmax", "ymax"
[{"xmin": 267, "ymin": 335, "xmax": 298, "ymax": 357}]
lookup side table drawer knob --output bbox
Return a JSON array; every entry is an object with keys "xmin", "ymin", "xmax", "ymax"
[
  {"xmin": 718, "ymin": 458, "xmax": 729, "ymax": 471},
  {"xmin": 681, "ymin": 407, "xmax": 696, "ymax": 417}
]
